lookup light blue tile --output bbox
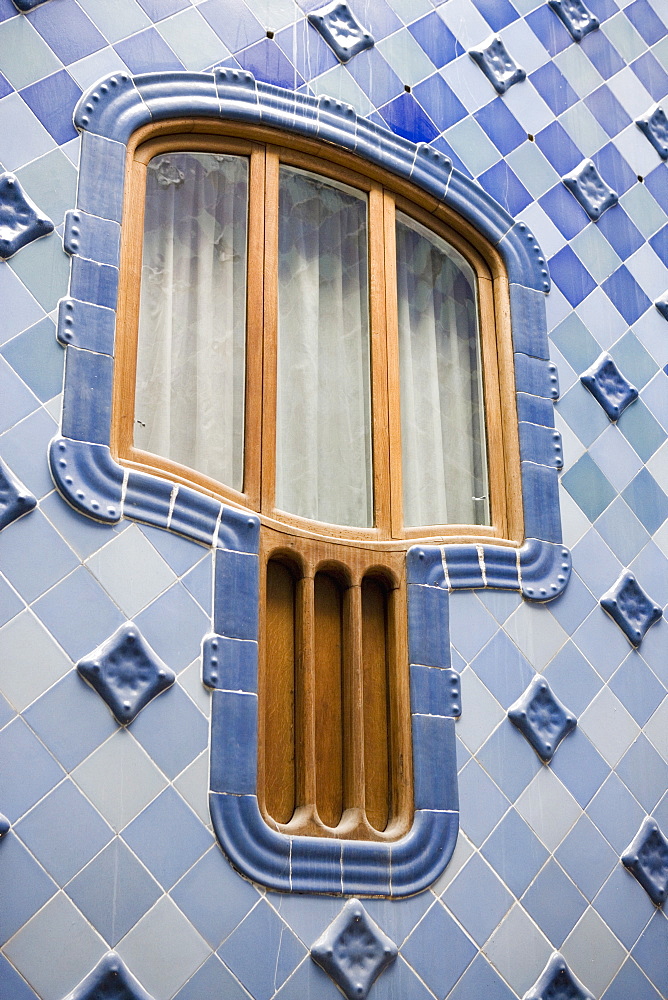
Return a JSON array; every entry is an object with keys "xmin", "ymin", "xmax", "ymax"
[{"xmin": 0, "ymin": 93, "xmax": 55, "ymax": 172}]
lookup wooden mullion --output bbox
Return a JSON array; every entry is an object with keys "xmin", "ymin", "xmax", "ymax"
[
  {"xmin": 343, "ymin": 580, "xmax": 365, "ymax": 823},
  {"xmin": 295, "ymin": 571, "xmax": 317, "ymax": 814},
  {"xmin": 243, "ymin": 144, "xmax": 266, "ymax": 510},
  {"xmin": 382, "ymin": 191, "xmax": 404, "ymax": 540},
  {"xmin": 368, "ymin": 185, "xmax": 392, "ymax": 538},
  {"xmin": 260, "ymin": 147, "xmax": 280, "ymax": 516}
]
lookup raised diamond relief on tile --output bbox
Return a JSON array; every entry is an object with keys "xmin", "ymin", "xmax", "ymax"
[
  {"xmin": 524, "ymin": 952, "xmax": 594, "ymax": 1000},
  {"xmin": 0, "ymin": 813, "xmax": 9, "ymax": 839},
  {"xmin": 0, "ymin": 456, "xmax": 36, "ymax": 532},
  {"xmin": 655, "ymin": 294, "xmax": 668, "ymax": 321},
  {"xmin": 622, "ymin": 817, "xmax": 668, "ymax": 906},
  {"xmin": 64, "ymin": 951, "xmax": 154, "ymax": 1000},
  {"xmin": 308, "ymin": 1, "xmax": 374, "ymax": 63},
  {"xmin": 508, "ymin": 676, "xmax": 576, "ymax": 763},
  {"xmin": 637, "ymin": 105, "xmax": 668, "ymax": 160},
  {"xmin": 563, "ymin": 160, "xmax": 618, "ymax": 221},
  {"xmin": 311, "ymin": 898, "xmax": 397, "ymax": 1000},
  {"xmin": 548, "ymin": 0, "xmax": 599, "ymax": 41},
  {"xmin": 580, "ymin": 353, "xmax": 638, "ymax": 421},
  {"xmin": 600, "ymin": 571, "xmax": 663, "ymax": 647},
  {"xmin": 0, "ymin": 173, "xmax": 53, "ymax": 259},
  {"xmin": 77, "ymin": 622, "xmax": 175, "ymax": 725},
  {"xmin": 469, "ymin": 36, "xmax": 526, "ymax": 95}
]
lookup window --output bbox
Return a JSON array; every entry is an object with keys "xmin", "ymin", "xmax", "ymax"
[{"xmin": 112, "ymin": 122, "xmax": 521, "ymax": 844}]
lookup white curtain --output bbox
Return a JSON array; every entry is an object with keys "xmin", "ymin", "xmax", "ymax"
[
  {"xmin": 275, "ymin": 167, "xmax": 373, "ymax": 528},
  {"xmin": 134, "ymin": 152, "xmax": 248, "ymax": 492},
  {"xmin": 396, "ymin": 213, "xmax": 489, "ymax": 527}
]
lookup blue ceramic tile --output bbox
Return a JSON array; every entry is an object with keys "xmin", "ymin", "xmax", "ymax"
[
  {"xmin": 527, "ymin": 5, "xmax": 573, "ymax": 56},
  {"xmin": 549, "ymin": 244, "xmax": 597, "ymax": 305},
  {"xmin": 585, "ymin": 83, "xmax": 632, "ymax": 138},
  {"xmin": 618, "ymin": 399, "xmax": 666, "ymax": 462},
  {"xmin": 581, "ymin": 352, "xmax": 638, "ymax": 421},
  {"xmin": 549, "ymin": 0, "xmax": 599, "ymax": 40},
  {"xmin": 0, "ymin": 716, "xmax": 64, "ymax": 823},
  {"xmin": 550, "ymin": 726, "xmax": 611, "ymax": 807},
  {"xmin": 522, "ymin": 859, "xmax": 588, "ymax": 946},
  {"xmin": 410, "ymin": 665, "xmax": 460, "ymax": 717},
  {"xmin": 0, "ymin": 72, "xmax": 11, "ymax": 100},
  {"xmin": 353, "ymin": 0, "xmax": 401, "ymax": 41},
  {"xmin": 174, "ymin": 956, "xmax": 251, "ymax": 1000},
  {"xmin": 481, "ymin": 807, "xmax": 549, "ymax": 896},
  {"xmin": 583, "ymin": 0, "xmax": 617, "ymax": 20},
  {"xmin": 596, "ymin": 206, "xmax": 644, "ymax": 259},
  {"xmin": 138, "ymin": 523, "xmax": 203, "ymax": 576},
  {"xmin": 548, "ymin": 573, "xmax": 597, "ymax": 634},
  {"xmin": 20, "ymin": 71, "xmax": 81, "ymax": 145},
  {"xmin": 413, "ymin": 73, "xmax": 467, "ymax": 132},
  {"xmin": 587, "ymin": 772, "xmax": 646, "ymax": 853},
  {"xmin": 562, "ymin": 453, "xmax": 616, "ymax": 520},
  {"xmin": 444, "ymin": 853, "xmax": 513, "ymax": 947},
  {"xmin": 182, "ymin": 557, "xmax": 212, "ymax": 614},
  {"xmin": 401, "ymin": 902, "xmax": 476, "ymax": 999},
  {"xmin": 236, "ymin": 37, "xmax": 305, "ymax": 89},
  {"xmin": 602, "ymin": 957, "xmax": 663, "ymax": 1000},
  {"xmin": 130, "ymin": 684, "xmax": 207, "ymax": 779},
  {"xmin": 274, "ymin": 19, "xmax": 337, "ymax": 81},
  {"xmin": 617, "ymin": 735, "xmax": 668, "ymax": 812},
  {"xmin": 449, "ymin": 592, "xmax": 498, "ymax": 661},
  {"xmin": 571, "ymin": 531, "xmax": 623, "ymax": 613},
  {"xmin": 593, "ymin": 143, "xmax": 637, "ymax": 198},
  {"xmin": 602, "ymin": 265, "xmax": 651, "ymax": 324},
  {"xmin": 458, "ymin": 757, "xmax": 510, "ymax": 846},
  {"xmin": 531, "ymin": 62, "xmax": 578, "ymax": 116},
  {"xmin": 524, "ymin": 954, "xmax": 594, "ymax": 1000},
  {"xmin": 551, "ymin": 312, "xmax": 601, "ymax": 372},
  {"xmin": 580, "ymin": 25, "xmax": 625, "ymax": 78},
  {"xmin": 122, "ymin": 786, "xmax": 212, "ymax": 889},
  {"xmin": 66, "ymin": 837, "xmax": 162, "ymax": 946},
  {"xmin": 473, "ymin": 0, "xmax": 519, "ymax": 31},
  {"xmin": 412, "ymin": 715, "xmax": 457, "ymax": 809},
  {"xmin": 564, "ymin": 159, "xmax": 619, "ymax": 221},
  {"xmin": 219, "ymin": 899, "xmax": 306, "ymax": 1000},
  {"xmin": 311, "ymin": 899, "xmax": 397, "ymax": 1000},
  {"xmin": 631, "ymin": 51, "xmax": 668, "ymax": 102},
  {"xmin": 650, "ymin": 224, "xmax": 668, "ymax": 266},
  {"xmin": 474, "ymin": 98, "xmax": 525, "ymax": 155},
  {"xmin": 69, "ymin": 257, "xmax": 118, "ymax": 310},
  {"xmin": 62, "ymin": 347, "xmax": 113, "ymax": 445},
  {"xmin": 0, "ymin": 574, "xmax": 22, "ymax": 629},
  {"xmin": 0, "ymin": 508, "xmax": 78, "ymax": 603},
  {"xmin": 0, "ymin": 833, "xmax": 56, "ymax": 945},
  {"xmin": 622, "ymin": 817, "xmax": 668, "ymax": 909},
  {"xmin": 630, "ymin": 541, "xmax": 668, "ymax": 607},
  {"xmin": 210, "ymin": 690, "xmax": 257, "ymax": 794},
  {"xmin": 557, "ymin": 382, "xmax": 612, "ymax": 454},
  {"xmin": 625, "ymin": 0, "xmax": 666, "ymax": 46},
  {"xmin": 408, "ymin": 584, "xmax": 449, "ymax": 667},
  {"xmin": 136, "ymin": 0, "xmax": 190, "ymax": 20},
  {"xmin": 478, "ymin": 159, "xmax": 532, "ymax": 215},
  {"xmin": 213, "ymin": 550, "xmax": 258, "ymax": 642},
  {"xmin": 594, "ymin": 864, "xmax": 656, "ymax": 949},
  {"xmin": 33, "ymin": 566, "xmax": 125, "ymax": 662},
  {"xmin": 631, "ymin": 911, "xmax": 668, "ymax": 997},
  {"xmin": 198, "ymin": 0, "xmax": 264, "ymax": 53},
  {"xmin": 0, "ymin": 356, "xmax": 39, "ymax": 437},
  {"xmin": 114, "ymin": 27, "xmax": 184, "ymax": 73},
  {"xmin": 447, "ymin": 954, "xmax": 515, "ymax": 1000},
  {"xmin": 536, "ymin": 122, "xmax": 583, "ymax": 175},
  {"xmin": 134, "ymin": 582, "xmax": 209, "ymax": 672},
  {"xmin": 596, "ymin": 494, "xmax": 651, "ymax": 560},
  {"xmin": 544, "ymin": 641, "xmax": 602, "ymax": 716},
  {"xmin": 469, "ymin": 35, "xmax": 526, "ymax": 95},
  {"xmin": 308, "ymin": 2, "xmax": 374, "ymax": 63},
  {"xmin": 408, "ymin": 11, "xmax": 460, "ymax": 67},
  {"xmin": 470, "ymin": 629, "xmax": 533, "ymax": 707},
  {"xmin": 1, "ymin": 316, "xmax": 62, "ymax": 403},
  {"xmin": 556, "ymin": 815, "xmax": 618, "ymax": 901},
  {"xmin": 15, "ymin": 779, "xmax": 112, "ymax": 886},
  {"xmin": 26, "ymin": 0, "xmax": 106, "ymax": 64},
  {"xmin": 380, "ymin": 92, "xmax": 439, "ymax": 143}
]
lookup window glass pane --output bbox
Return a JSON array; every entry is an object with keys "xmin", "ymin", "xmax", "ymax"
[
  {"xmin": 135, "ymin": 152, "xmax": 248, "ymax": 492},
  {"xmin": 396, "ymin": 212, "xmax": 489, "ymax": 527},
  {"xmin": 276, "ymin": 167, "xmax": 373, "ymax": 528}
]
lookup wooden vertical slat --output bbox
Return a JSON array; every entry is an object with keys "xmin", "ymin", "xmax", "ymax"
[
  {"xmin": 260, "ymin": 147, "xmax": 280, "ymax": 515},
  {"xmin": 343, "ymin": 581, "xmax": 365, "ymax": 824},
  {"xmin": 263, "ymin": 560, "xmax": 296, "ymax": 824},
  {"xmin": 381, "ymin": 191, "xmax": 404, "ymax": 538},
  {"xmin": 368, "ymin": 185, "xmax": 391, "ymax": 537},
  {"xmin": 361, "ymin": 577, "xmax": 390, "ymax": 832},
  {"xmin": 243, "ymin": 145, "xmax": 266, "ymax": 510},
  {"xmin": 313, "ymin": 572, "xmax": 344, "ymax": 828},
  {"xmin": 295, "ymin": 572, "xmax": 317, "ymax": 813}
]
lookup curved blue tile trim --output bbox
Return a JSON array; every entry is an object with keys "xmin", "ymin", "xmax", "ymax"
[
  {"xmin": 600, "ymin": 571, "xmax": 663, "ymax": 646},
  {"xmin": 66, "ymin": 951, "xmax": 155, "ymax": 1000},
  {"xmin": 563, "ymin": 159, "xmax": 618, "ymax": 220},
  {"xmin": 508, "ymin": 675, "xmax": 576, "ymax": 762},
  {"xmin": 525, "ymin": 953, "xmax": 594, "ymax": 1000},
  {"xmin": 49, "ymin": 437, "xmax": 123, "ymax": 523},
  {"xmin": 580, "ymin": 353, "xmax": 638, "ymax": 420},
  {"xmin": 622, "ymin": 817, "xmax": 668, "ymax": 907},
  {"xmin": 469, "ymin": 36, "xmax": 526, "ymax": 95},
  {"xmin": 637, "ymin": 104, "xmax": 668, "ymax": 159},
  {"xmin": 0, "ymin": 456, "xmax": 36, "ymax": 532},
  {"xmin": 548, "ymin": 0, "xmax": 599, "ymax": 42},
  {"xmin": 311, "ymin": 900, "xmax": 396, "ymax": 1000},
  {"xmin": 308, "ymin": 2, "xmax": 374, "ymax": 63},
  {"xmin": 0, "ymin": 172, "xmax": 54, "ymax": 259}
]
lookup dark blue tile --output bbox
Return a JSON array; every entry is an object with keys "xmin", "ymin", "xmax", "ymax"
[
  {"xmin": 0, "ymin": 508, "xmax": 78, "ymax": 604},
  {"xmin": 527, "ymin": 5, "xmax": 573, "ymax": 55},
  {"xmin": 444, "ymin": 853, "xmax": 513, "ymax": 947},
  {"xmin": 171, "ymin": 845, "xmax": 260, "ymax": 948},
  {"xmin": 27, "ymin": 0, "xmax": 106, "ymax": 64},
  {"xmin": 603, "ymin": 958, "xmax": 663, "ymax": 1000},
  {"xmin": 408, "ymin": 11, "xmax": 460, "ymax": 67},
  {"xmin": 408, "ymin": 584, "xmax": 449, "ymax": 667},
  {"xmin": 478, "ymin": 160, "xmax": 531, "ymax": 216},
  {"xmin": 19, "ymin": 71, "xmax": 81, "ymax": 146},
  {"xmin": 182, "ymin": 557, "xmax": 212, "ymax": 615},
  {"xmin": 473, "ymin": 0, "xmax": 519, "ymax": 30},
  {"xmin": 433, "ymin": 135, "xmax": 471, "ymax": 178},
  {"xmin": 236, "ymin": 37, "xmax": 305, "ymax": 90},
  {"xmin": 548, "ymin": 572, "xmax": 597, "ymax": 634},
  {"xmin": 0, "ymin": 72, "xmax": 11, "ymax": 100},
  {"xmin": 0, "ymin": 833, "xmax": 56, "ymax": 945},
  {"xmin": 588, "ymin": 772, "xmax": 646, "ymax": 853},
  {"xmin": 594, "ymin": 865, "xmax": 656, "ymax": 950},
  {"xmin": 631, "ymin": 911, "xmax": 668, "ymax": 998},
  {"xmin": 584, "ymin": 0, "xmax": 618, "ymax": 20},
  {"xmin": 535, "ymin": 121, "xmax": 582, "ymax": 175},
  {"xmin": 202, "ymin": 635, "xmax": 257, "ymax": 692},
  {"xmin": 359, "ymin": 0, "xmax": 402, "ymax": 40},
  {"xmin": 650, "ymin": 224, "xmax": 668, "ymax": 265},
  {"xmin": 550, "ymin": 727, "xmax": 610, "ymax": 807},
  {"xmin": 549, "ymin": 244, "xmax": 597, "ymax": 306},
  {"xmin": 540, "ymin": 183, "xmax": 589, "ymax": 239},
  {"xmin": 474, "ymin": 98, "xmax": 525, "ymax": 155},
  {"xmin": 219, "ymin": 899, "xmax": 306, "ymax": 1000},
  {"xmin": 470, "ymin": 629, "xmax": 533, "ymax": 708},
  {"xmin": 603, "ymin": 265, "xmax": 651, "ymax": 324},
  {"xmin": 530, "ymin": 62, "xmax": 578, "ymax": 116},
  {"xmin": 448, "ymin": 954, "xmax": 515, "ymax": 1000},
  {"xmin": 522, "ymin": 859, "xmax": 588, "ymax": 946},
  {"xmin": 481, "ymin": 807, "xmax": 549, "ymax": 896},
  {"xmin": 0, "ymin": 316, "xmax": 62, "ymax": 403},
  {"xmin": 617, "ymin": 735, "xmax": 668, "ymax": 812},
  {"xmin": 174, "ymin": 956, "xmax": 251, "ymax": 1000},
  {"xmin": 62, "ymin": 347, "xmax": 113, "ymax": 446},
  {"xmin": 213, "ymin": 550, "xmax": 258, "ymax": 642},
  {"xmin": 275, "ymin": 19, "xmax": 337, "ymax": 80},
  {"xmin": 33, "ymin": 566, "xmax": 125, "ymax": 662},
  {"xmin": 410, "ymin": 665, "xmax": 460, "ymax": 717},
  {"xmin": 625, "ymin": 0, "xmax": 666, "ymax": 45},
  {"xmin": 67, "ymin": 837, "xmax": 161, "ymax": 946},
  {"xmin": 69, "ymin": 257, "xmax": 118, "ymax": 310},
  {"xmin": 0, "ymin": 717, "xmax": 64, "ymax": 823},
  {"xmin": 199, "ymin": 0, "xmax": 266, "ymax": 52},
  {"xmin": 138, "ymin": 523, "xmax": 203, "ymax": 576},
  {"xmin": 556, "ymin": 815, "xmax": 618, "ymax": 901},
  {"xmin": 123, "ymin": 786, "xmax": 212, "ymax": 889},
  {"xmin": 476, "ymin": 720, "xmax": 542, "ymax": 801},
  {"xmin": 544, "ymin": 641, "xmax": 602, "ymax": 716},
  {"xmin": 135, "ymin": 581, "xmax": 209, "ymax": 672},
  {"xmin": 15, "ymin": 779, "xmax": 112, "ymax": 886},
  {"xmin": 458, "ymin": 758, "xmax": 510, "ymax": 847},
  {"xmin": 0, "ymin": 0, "xmax": 16, "ymax": 22},
  {"xmin": 580, "ymin": 25, "xmax": 625, "ymax": 79},
  {"xmin": 210, "ymin": 689, "xmax": 257, "ymax": 794},
  {"xmin": 585, "ymin": 84, "xmax": 632, "ymax": 137},
  {"xmin": 412, "ymin": 714, "xmax": 457, "ymax": 809},
  {"xmin": 401, "ymin": 902, "xmax": 476, "ymax": 998},
  {"xmin": 413, "ymin": 73, "xmax": 466, "ymax": 132},
  {"xmin": 596, "ymin": 205, "xmax": 644, "ymax": 260},
  {"xmin": 131, "ymin": 684, "xmax": 208, "ymax": 780},
  {"xmin": 23, "ymin": 671, "xmax": 118, "ymax": 773},
  {"xmin": 631, "ymin": 52, "xmax": 668, "ymax": 102},
  {"xmin": 622, "ymin": 469, "xmax": 668, "ymax": 534},
  {"xmin": 0, "ymin": 952, "xmax": 38, "ymax": 1000},
  {"xmin": 593, "ymin": 143, "xmax": 638, "ymax": 197},
  {"xmin": 645, "ymin": 160, "xmax": 668, "ymax": 209},
  {"xmin": 136, "ymin": 0, "xmax": 190, "ymax": 20},
  {"xmin": 114, "ymin": 27, "xmax": 184, "ymax": 73},
  {"xmin": 348, "ymin": 47, "xmax": 404, "ymax": 111},
  {"xmin": 380, "ymin": 92, "xmax": 439, "ymax": 144}
]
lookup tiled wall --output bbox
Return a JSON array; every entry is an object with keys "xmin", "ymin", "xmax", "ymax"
[{"xmin": 1, "ymin": 0, "xmax": 667, "ymax": 998}]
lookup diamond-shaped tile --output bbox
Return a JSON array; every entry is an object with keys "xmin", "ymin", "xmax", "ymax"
[
  {"xmin": 525, "ymin": 951, "xmax": 594, "ymax": 1000},
  {"xmin": 655, "ymin": 293, "xmax": 668, "ymax": 321},
  {"xmin": 77, "ymin": 622, "xmax": 175, "ymax": 725},
  {"xmin": 564, "ymin": 159, "xmax": 618, "ymax": 221},
  {"xmin": 508, "ymin": 675, "xmax": 577, "ymax": 762},
  {"xmin": 600, "ymin": 571, "xmax": 663, "ymax": 647},
  {"xmin": 469, "ymin": 36, "xmax": 526, "ymax": 95},
  {"xmin": 65, "ymin": 951, "xmax": 154, "ymax": 1000},
  {"xmin": 0, "ymin": 457, "xmax": 36, "ymax": 532},
  {"xmin": 580, "ymin": 353, "xmax": 638, "ymax": 421},
  {"xmin": 622, "ymin": 817, "xmax": 668, "ymax": 906},
  {"xmin": 548, "ymin": 0, "xmax": 598, "ymax": 41},
  {"xmin": 311, "ymin": 899, "xmax": 397, "ymax": 1000},
  {"xmin": 0, "ymin": 172, "xmax": 53, "ymax": 259},
  {"xmin": 637, "ymin": 104, "xmax": 668, "ymax": 160},
  {"xmin": 307, "ymin": 1, "xmax": 374, "ymax": 63}
]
